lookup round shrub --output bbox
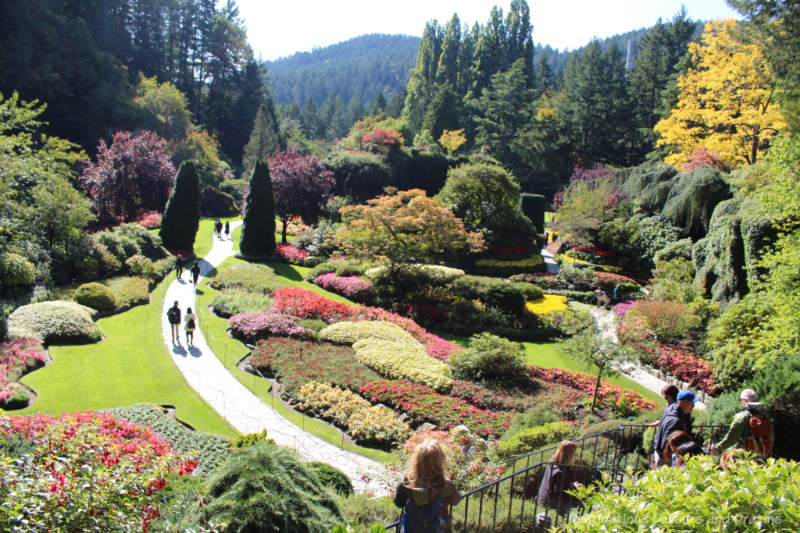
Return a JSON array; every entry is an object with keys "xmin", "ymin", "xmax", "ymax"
[
  {"xmin": 181, "ymin": 441, "xmax": 342, "ymax": 532},
  {"xmin": 0, "ymin": 252, "xmax": 36, "ymax": 290},
  {"xmin": 449, "ymin": 332, "xmax": 531, "ymax": 388},
  {"xmin": 7, "ymin": 301, "xmax": 101, "ymax": 344},
  {"xmin": 2, "ymin": 387, "xmax": 30, "ymax": 410},
  {"xmin": 494, "ymin": 421, "xmax": 576, "ymax": 460},
  {"xmin": 125, "ymin": 255, "xmax": 155, "ymax": 277},
  {"xmin": 308, "ymin": 462, "xmax": 353, "ymax": 496},
  {"xmin": 74, "ymin": 282, "xmax": 118, "ymax": 312}
]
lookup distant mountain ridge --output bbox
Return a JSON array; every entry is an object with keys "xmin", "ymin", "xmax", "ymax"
[{"xmin": 265, "ymin": 34, "xmax": 421, "ymax": 106}]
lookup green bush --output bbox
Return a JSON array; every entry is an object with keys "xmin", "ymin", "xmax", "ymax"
[
  {"xmin": 181, "ymin": 441, "xmax": 342, "ymax": 532},
  {"xmin": 0, "ymin": 253, "xmax": 36, "ymax": 291},
  {"xmin": 661, "ymin": 167, "xmax": 732, "ymax": 240},
  {"xmin": 448, "ymin": 332, "xmax": 531, "ymax": 388},
  {"xmin": 620, "ymin": 163, "xmax": 678, "ymax": 213},
  {"xmin": 114, "ymin": 223, "xmax": 166, "ymax": 259},
  {"xmin": 232, "ymin": 430, "xmax": 271, "ymax": 449},
  {"xmin": 568, "ymin": 456, "xmax": 800, "ymax": 532},
  {"xmin": 211, "ymin": 289, "xmax": 274, "ymax": 318},
  {"xmin": 160, "ymin": 160, "xmax": 201, "ymax": 252},
  {"xmin": 519, "ymin": 193, "xmax": 546, "ymax": 233},
  {"xmin": 448, "ymin": 276, "xmax": 541, "ymax": 315},
  {"xmin": 201, "ymin": 185, "xmax": 240, "ymax": 217},
  {"xmin": 125, "ymin": 254, "xmax": 155, "ymax": 277},
  {"xmin": 494, "ymin": 421, "xmax": 576, "ymax": 460},
  {"xmin": 335, "ymin": 493, "xmax": 398, "ymax": 533},
  {"xmin": 298, "ymin": 318, "xmax": 328, "ymax": 334},
  {"xmin": 151, "ymin": 256, "xmax": 176, "ymax": 280},
  {"xmin": 308, "ymin": 462, "xmax": 353, "ymax": 496},
  {"xmin": 95, "ymin": 231, "xmax": 141, "ymax": 263},
  {"xmin": 104, "ymin": 277, "xmax": 150, "ymax": 309},
  {"xmin": 208, "ymin": 263, "xmax": 287, "ymax": 294},
  {"xmin": 502, "ymin": 405, "xmax": 560, "ymax": 441},
  {"xmin": 7, "ymin": 301, "xmax": 101, "ymax": 343},
  {"xmin": 73, "ymin": 282, "xmax": 118, "ymax": 312},
  {"xmin": 3, "ymin": 388, "xmax": 30, "ymax": 410},
  {"xmin": 328, "ymin": 151, "xmax": 393, "ymax": 203}
]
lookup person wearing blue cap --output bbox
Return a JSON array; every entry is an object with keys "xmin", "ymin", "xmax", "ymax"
[{"xmin": 652, "ymin": 389, "xmax": 696, "ymax": 467}]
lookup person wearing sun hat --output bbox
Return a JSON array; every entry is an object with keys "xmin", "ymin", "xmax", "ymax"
[{"xmin": 652, "ymin": 389, "xmax": 696, "ymax": 467}]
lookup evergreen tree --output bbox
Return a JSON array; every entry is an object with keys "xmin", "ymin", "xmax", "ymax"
[
  {"xmin": 422, "ymin": 84, "xmax": 463, "ymax": 140},
  {"xmin": 368, "ymin": 92, "xmax": 387, "ymax": 116},
  {"xmin": 243, "ymin": 105, "xmax": 280, "ymax": 174},
  {"xmin": 160, "ymin": 160, "xmax": 201, "ymax": 252},
  {"xmin": 346, "ymin": 92, "xmax": 366, "ymax": 126},
  {"xmin": 402, "ymin": 21, "xmax": 445, "ymax": 134},
  {"xmin": 300, "ymin": 95, "xmax": 324, "ymax": 139},
  {"xmin": 436, "ymin": 14, "xmax": 461, "ymax": 86},
  {"xmin": 239, "ymin": 160, "xmax": 276, "ymax": 258}
]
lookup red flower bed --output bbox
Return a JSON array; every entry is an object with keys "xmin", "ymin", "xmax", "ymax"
[
  {"xmin": 419, "ymin": 333, "xmax": 462, "ymax": 362},
  {"xmin": 360, "ymin": 380, "xmax": 514, "ymax": 438},
  {"xmin": 275, "ymin": 244, "xmax": 309, "ymax": 264},
  {"xmin": 527, "ymin": 365, "xmax": 658, "ymax": 414},
  {"xmin": 0, "ymin": 338, "xmax": 46, "ymax": 402},
  {"xmin": 655, "ymin": 346, "xmax": 720, "ymax": 394},
  {"xmin": 494, "ymin": 245, "xmax": 530, "ymax": 257},
  {"xmin": 135, "ymin": 211, "xmax": 162, "ymax": 229},
  {"xmin": 573, "ymin": 247, "xmax": 613, "ymax": 257},
  {"xmin": 448, "ymin": 380, "xmax": 537, "ymax": 412}
]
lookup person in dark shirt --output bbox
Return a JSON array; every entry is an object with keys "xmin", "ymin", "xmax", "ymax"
[{"xmin": 652, "ymin": 390, "xmax": 696, "ymax": 467}]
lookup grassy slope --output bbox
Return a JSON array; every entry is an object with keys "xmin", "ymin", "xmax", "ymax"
[{"xmin": 196, "ymin": 254, "xmax": 395, "ymax": 463}]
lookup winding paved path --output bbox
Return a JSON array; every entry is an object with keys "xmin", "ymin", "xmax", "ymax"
[{"xmin": 160, "ymin": 222, "xmax": 387, "ymax": 494}]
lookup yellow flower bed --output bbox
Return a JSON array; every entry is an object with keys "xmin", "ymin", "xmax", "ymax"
[
  {"xmin": 525, "ymin": 294, "xmax": 568, "ymax": 315},
  {"xmin": 296, "ymin": 381, "xmax": 410, "ymax": 444},
  {"xmin": 558, "ymin": 254, "xmax": 623, "ymax": 272},
  {"xmin": 318, "ymin": 320, "xmax": 411, "ymax": 345},
  {"xmin": 352, "ymin": 337, "xmax": 452, "ymax": 391}
]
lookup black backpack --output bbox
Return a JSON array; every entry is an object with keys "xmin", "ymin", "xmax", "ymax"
[
  {"xmin": 186, "ymin": 317, "xmax": 195, "ymax": 329},
  {"xmin": 400, "ymin": 494, "xmax": 445, "ymax": 533},
  {"xmin": 167, "ymin": 307, "xmax": 180, "ymax": 324}
]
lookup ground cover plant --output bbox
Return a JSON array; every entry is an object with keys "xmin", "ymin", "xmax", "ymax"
[
  {"xmin": 247, "ymin": 337, "xmax": 380, "ymax": 393},
  {"xmin": 0, "ymin": 411, "xmax": 194, "ymax": 533},
  {"xmin": 207, "ymin": 262, "xmax": 288, "ymax": 294},
  {"xmin": 228, "ymin": 310, "xmax": 313, "ymax": 343},
  {"xmin": 312, "ymin": 272, "xmax": 372, "ymax": 301},
  {"xmin": 109, "ymin": 403, "xmax": 230, "ymax": 475},
  {"xmin": 102, "ymin": 276, "xmax": 150, "ymax": 309},
  {"xmin": 211, "ymin": 288, "xmax": 274, "ymax": 317},
  {"xmin": 0, "ymin": 338, "xmax": 46, "ymax": 408},
  {"xmin": 6, "ymin": 301, "xmax": 101, "ymax": 344}
]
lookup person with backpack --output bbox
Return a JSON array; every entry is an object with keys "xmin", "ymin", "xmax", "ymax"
[
  {"xmin": 712, "ymin": 389, "xmax": 774, "ymax": 456},
  {"xmin": 652, "ymin": 390, "xmax": 696, "ymax": 467},
  {"xmin": 394, "ymin": 439, "xmax": 461, "ymax": 532},
  {"xmin": 191, "ymin": 262, "xmax": 201, "ymax": 288},
  {"xmin": 184, "ymin": 307, "xmax": 196, "ymax": 346},
  {"xmin": 167, "ymin": 301, "xmax": 181, "ymax": 344}
]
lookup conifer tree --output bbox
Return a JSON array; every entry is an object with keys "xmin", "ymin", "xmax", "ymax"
[
  {"xmin": 239, "ymin": 159, "xmax": 276, "ymax": 258},
  {"xmin": 160, "ymin": 160, "xmax": 200, "ymax": 252},
  {"xmin": 242, "ymin": 105, "xmax": 279, "ymax": 175}
]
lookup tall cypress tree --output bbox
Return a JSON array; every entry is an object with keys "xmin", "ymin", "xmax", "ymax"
[
  {"xmin": 239, "ymin": 159, "xmax": 276, "ymax": 258},
  {"xmin": 242, "ymin": 105, "xmax": 279, "ymax": 175},
  {"xmin": 160, "ymin": 160, "xmax": 200, "ymax": 252}
]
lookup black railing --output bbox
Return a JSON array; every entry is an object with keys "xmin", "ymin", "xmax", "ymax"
[{"xmin": 386, "ymin": 423, "xmax": 729, "ymax": 532}]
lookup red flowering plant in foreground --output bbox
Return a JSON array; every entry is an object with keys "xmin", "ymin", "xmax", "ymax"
[
  {"xmin": 135, "ymin": 211, "xmax": 162, "ymax": 229},
  {"xmin": 448, "ymin": 380, "xmax": 538, "ymax": 412},
  {"xmin": 360, "ymin": 380, "xmax": 514, "ymax": 439},
  {"xmin": 527, "ymin": 365, "xmax": 658, "ymax": 416},
  {"xmin": 274, "ymin": 244, "xmax": 310, "ymax": 265},
  {"xmin": 0, "ymin": 338, "xmax": 46, "ymax": 403},
  {"xmin": 0, "ymin": 411, "xmax": 193, "ymax": 532}
]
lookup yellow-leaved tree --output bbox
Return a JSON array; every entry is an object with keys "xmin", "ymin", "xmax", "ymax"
[
  {"xmin": 438, "ymin": 129, "xmax": 467, "ymax": 154},
  {"xmin": 655, "ymin": 20, "xmax": 787, "ymax": 169}
]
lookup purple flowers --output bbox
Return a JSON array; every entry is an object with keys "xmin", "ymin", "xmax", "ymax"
[
  {"xmin": 312, "ymin": 272, "xmax": 372, "ymax": 299},
  {"xmin": 228, "ymin": 311, "xmax": 312, "ymax": 343}
]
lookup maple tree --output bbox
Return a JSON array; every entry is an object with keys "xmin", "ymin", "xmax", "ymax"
[
  {"xmin": 655, "ymin": 20, "xmax": 787, "ymax": 168},
  {"xmin": 438, "ymin": 128, "xmax": 467, "ymax": 154},
  {"xmin": 268, "ymin": 149, "xmax": 335, "ymax": 243},
  {"xmin": 334, "ymin": 189, "xmax": 484, "ymax": 277}
]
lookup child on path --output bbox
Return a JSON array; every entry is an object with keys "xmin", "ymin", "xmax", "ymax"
[
  {"xmin": 394, "ymin": 439, "xmax": 461, "ymax": 532},
  {"xmin": 184, "ymin": 307, "xmax": 196, "ymax": 346},
  {"xmin": 167, "ymin": 301, "xmax": 181, "ymax": 343},
  {"xmin": 191, "ymin": 262, "xmax": 201, "ymax": 288}
]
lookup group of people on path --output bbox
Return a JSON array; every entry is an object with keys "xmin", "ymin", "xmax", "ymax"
[
  {"xmin": 175, "ymin": 258, "xmax": 201, "ymax": 288},
  {"xmin": 651, "ymin": 385, "xmax": 774, "ymax": 468},
  {"xmin": 167, "ymin": 300, "xmax": 196, "ymax": 347},
  {"xmin": 594, "ymin": 283, "xmax": 623, "ymax": 309},
  {"xmin": 214, "ymin": 219, "xmax": 230, "ymax": 240}
]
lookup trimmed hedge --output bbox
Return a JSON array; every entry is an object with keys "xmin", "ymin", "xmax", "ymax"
[
  {"xmin": 104, "ymin": 277, "xmax": 150, "ymax": 309},
  {"xmin": 519, "ymin": 193, "xmax": 546, "ymax": 233},
  {"xmin": 239, "ymin": 159, "xmax": 276, "ymax": 258},
  {"xmin": 7, "ymin": 301, "xmax": 101, "ymax": 344},
  {"xmin": 73, "ymin": 282, "xmax": 117, "ymax": 312},
  {"xmin": 160, "ymin": 160, "xmax": 201, "ymax": 252},
  {"xmin": 207, "ymin": 263, "xmax": 287, "ymax": 294},
  {"xmin": 494, "ymin": 421, "xmax": 576, "ymax": 460}
]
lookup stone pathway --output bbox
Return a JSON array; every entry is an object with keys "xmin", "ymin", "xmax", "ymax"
[
  {"xmin": 541, "ymin": 245, "xmax": 559, "ymax": 274},
  {"xmin": 160, "ymin": 222, "xmax": 388, "ymax": 494}
]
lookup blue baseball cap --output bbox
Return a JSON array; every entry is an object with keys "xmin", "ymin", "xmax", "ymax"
[{"xmin": 677, "ymin": 390, "xmax": 698, "ymax": 403}]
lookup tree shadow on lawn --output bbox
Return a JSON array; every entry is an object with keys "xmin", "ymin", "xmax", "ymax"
[{"xmin": 268, "ymin": 262, "xmax": 303, "ymax": 281}]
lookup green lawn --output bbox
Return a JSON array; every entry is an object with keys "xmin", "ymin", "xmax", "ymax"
[
  {"xmin": 196, "ymin": 256, "xmax": 395, "ymax": 463},
  {"xmin": 194, "ymin": 217, "xmax": 239, "ymax": 259},
  {"xmin": 17, "ymin": 275, "xmax": 238, "ymax": 438},
  {"xmin": 522, "ymin": 341, "xmax": 662, "ymax": 403}
]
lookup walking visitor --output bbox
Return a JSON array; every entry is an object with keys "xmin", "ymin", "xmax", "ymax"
[{"xmin": 184, "ymin": 307, "xmax": 196, "ymax": 346}]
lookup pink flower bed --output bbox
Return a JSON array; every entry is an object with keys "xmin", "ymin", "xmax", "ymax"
[
  {"xmin": 360, "ymin": 380, "xmax": 514, "ymax": 438},
  {"xmin": 0, "ymin": 338, "xmax": 46, "ymax": 403},
  {"xmin": 313, "ymin": 272, "xmax": 372, "ymax": 299},
  {"xmin": 228, "ymin": 311, "xmax": 312, "ymax": 343},
  {"xmin": 655, "ymin": 346, "xmax": 720, "ymax": 394},
  {"xmin": 613, "ymin": 300, "xmax": 638, "ymax": 318},
  {"xmin": 135, "ymin": 211, "xmax": 162, "ymax": 229},
  {"xmin": 527, "ymin": 365, "xmax": 658, "ymax": 414},
  {"xmin": 275, "ymin": 244, "xmax": 309, "ymax": 264},
  {"xmin": 419, "ymin": 333, "xmax": 462, "ymax": 362}
]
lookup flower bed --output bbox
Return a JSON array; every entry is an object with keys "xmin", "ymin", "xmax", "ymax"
[
  {"xmin": 473, "ymin": 254, "xmax": 546, "ymax": 276},
  {"xmin": 360, "ymin": 380, "xmax": 514, "ymax": 438},
  {"xmin": 228, "ymin": 311, "xmax": 312, "ymax": 343},
  {"xmin": 248, "ymin": 337, "xmax": 379, "ymax": 393},
  {"xmin": 419, "ymin": 333, "xmax": 462, "ymax": 362},
  {"xmin": 613, "ymin": 300, "xmax": 638, "ymax": 318},
  {"xmin": 312, "ymin": 272, "xmax": 372, "ymax": 300},
  {"xmin": 525, "ymin": 294, "xmax": 568, "ymax": 315},
  {"xmin": 655, "ymin": 346, "xmax": 719, "ymax": 394},
  {"xmin": 295, "ymin": 381, "xmax": 410, "ymax": 447},
  {"xmin": 353, "ymin": 337, "xmax": 452, "ymax": 390},
  {"xmin": 448, "ymin": 380, "xmax": 537, "ymax": 412},
  {"xmin": 6, "ymin": 301, "xmax": 101, "ymax": 344},
  {"xmin": 0, "ymin": 338, "xmax": 46, "ymax": 406},
  {"xmin": 275, "ymin": 244, "xmax": 309, "ymax": 264},
  {"xmin": 0, "ymin": 411, "xmax": 191, "ymax": 532},
  {"xmin": 208, "ymin": 263, "xmax": 288, "ymax": 294},
  {"xmin": 135, "ymin": 210, "xmax": 162, "ymax": 229},
  {"xmin": 493, "ymin": 245, "xmax": 531, "ymax": 257},
  {"xmin": 592, "ymin": 271, "xmax": 641, "ymax": 292},
  {"xmin": 318, "ymin": 320, "xmax": 413, "ymax": 345},
  {"xmin": 527, "ymin": 365, "xmax": 659, "ymax": 415}
]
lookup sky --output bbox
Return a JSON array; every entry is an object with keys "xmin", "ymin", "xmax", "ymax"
[{"xmin": 236, "ymin": 0, "xmax": 741, "ymax": 61}]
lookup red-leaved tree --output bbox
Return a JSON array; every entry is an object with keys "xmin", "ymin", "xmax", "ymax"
[
  {"xmin": 80, "ymin": 131, "xmax": 176, "ymax": 221},
  {"xmin": 268, "ymin": 148, "xmax": 335, "ymax": 243}
]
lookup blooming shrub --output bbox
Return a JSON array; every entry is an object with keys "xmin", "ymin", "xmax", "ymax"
[
  {"xmin": 419, "ymin": 333, "xmax": 462, "ymax": 362},
  {"xmin": 248, "ymin": 337, "xmax": 379, "ymax": 393},
  {"xmin": 125, "ymin": 254, "xmax": 155, "ymax": 277},
  {"xmin": 208, "ymin": 263, "xmax": 288, "ymax": 294},
  {"xmin": 448, "ymin": 380, "xmax": 536, "ymax": 412},
  {"xmin": 361, "ymin": 380, "xmax": 514, "ymax": 438},
  {"xmin": 228, "ymin": 311, "xmax": 312, "ymax": 343},
  {"xmin": 525, "ymin": 294, "xmax": 568, "ymax": 315},
  {"xmin": 592, "ymin": 271, "xmax": 641, "ymax": 292},
  {"xmin": 275, "ymin": 244, "xmax": 310, "ymax": 264},
  {"xmin": 353, "ymin": 337, "xmax": 452, "ymax": 391},
  {"xmin": 620, "ymin": 300, "xmax": 701, "ymax": 344},
  {"xmin": 528, "ymin": 365, "xmax": 659, "ymax": 415},
  {"xmin": 655, "ymin": 346, "xmax": 720, "ymax": 394},
  {"xmin": 0, "ymin": 338, "xmax": 45, "ymax": 405},
  {"xmin": 6, "ymin": 301, "xmax": 101, "ymax": 344},
  {"xmin": 494, "ymin": 421, "xmax": 576, "ymax": 460},
  {"xmin": 295, "ymin": 382, "xmax": 410, "ymax": 446},
  {"xmin": 319, "ymin": 320, "xmax": 413, "ymax": 345},
  {"xmin": 313, "ymin": 272, "xmax": 372, "ymax": 300},
  {"xmin": 493, "ymin": 245, "xmax": 530, "ymax": 257},
  {"xmin": 0, "ymin": 411, "xmax": 189, "ymax": 532},
  {"xmin": 613, "ymin": 300, "xmax": 638, "ymax": 318},
  {"xmin": 448, "ymin": 333, "xmax": 532, "ymax": 388},
  {"xmin": 135, "ymin": 210, "xmax": 162, "ymax": 229}
]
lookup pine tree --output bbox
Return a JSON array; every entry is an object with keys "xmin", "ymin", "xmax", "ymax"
[
  {"xmin": 239, "ymin": 159, "xmax": 276, "ymax": 258},
  {"xmin": 160, "ymin": 160, "xmax": 201, "ymax": 252},
  {"xmin": 243, "ymin": 105, "xmax": 279, "ymax": 174}
]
